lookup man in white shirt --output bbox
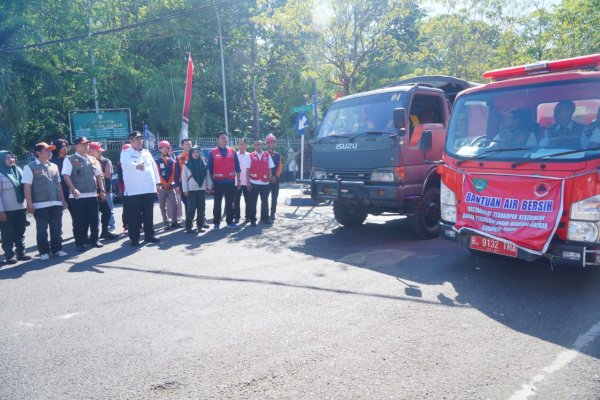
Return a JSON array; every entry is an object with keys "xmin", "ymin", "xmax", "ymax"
[
  {"xmin": 62, "ymin": 137, "xmax": 106, "ymax": 252},
  {"xmin": 246, "ymin": 139, "xmax": 274, "ymax": 227},
  {"xmin": 120, "ymin": 131, "xmax": 161, "ymax": 246},
  {"xmin": 233, "ymin": 138, "xmax": 251, "ymax": 224},
  {"xmin": 22, "ymin": 142, "xmax": 69, "ymax": 260}
]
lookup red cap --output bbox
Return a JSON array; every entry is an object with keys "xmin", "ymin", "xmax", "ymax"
[
  {"xmin": 159, "ymin": 140, "xmax": 171, "ymax": 149},
  {"xmin": 89, "ymin": 142, "xmax": 105, "ymax": 152},
  {"xmin": 265, "ymin": 133, "xmax": 277, "ymax": 143}
]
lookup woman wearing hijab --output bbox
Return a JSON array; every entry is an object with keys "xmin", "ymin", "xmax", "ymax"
[
  {"xmin": 0, "ymin": 150, "xmax": 30, "ymax": 264},
  {"xmin": 181, "ymin": 146, "xmax": 212, "ymax": 233}
]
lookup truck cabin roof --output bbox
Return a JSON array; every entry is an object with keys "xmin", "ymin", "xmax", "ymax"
[{"xmin": 387, "ymin": 75, "xmax": 479, "ymax": 103}]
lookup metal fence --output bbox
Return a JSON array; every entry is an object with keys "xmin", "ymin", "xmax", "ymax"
[{"xmin": 101, "ymin": 136, "xmax": 304, "ymax": 152}]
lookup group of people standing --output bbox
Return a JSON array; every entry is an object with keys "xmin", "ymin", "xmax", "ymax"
[{"xmin": 0, "ymin": 130, "xmax": 283, "ymax": 264}]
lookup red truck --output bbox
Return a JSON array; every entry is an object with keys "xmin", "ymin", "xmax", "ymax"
[{"xmin": 432, "ymin": 54, "xmax": 600, "ymax": 267}]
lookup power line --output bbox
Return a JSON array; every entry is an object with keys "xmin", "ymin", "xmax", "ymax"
[{"xmin": 0, "ymin": 0, "xmax": 249, "ymax": 53}]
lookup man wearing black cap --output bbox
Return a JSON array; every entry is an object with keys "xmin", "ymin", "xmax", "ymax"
[
  {"xmin": 50, "ymin": 138, "xmax": 72, "ymax": 217},
  {"xmin": 62, "ymin": 137, "xmax": 106, "ymax": 251},
  {"xmin": 22, "ymin": 142, "xmax": 69, "ymax": 260},
  {"xmin": 120, "ymin": 131, "xmax": 161, "ymax": 246}
]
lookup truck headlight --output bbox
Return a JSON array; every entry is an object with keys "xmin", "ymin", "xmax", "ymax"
[
  {"xmin": 568, "ymin": 221, "xmax": 599, "ymax": 242},
  {"xmin": 441, "ymin": 181, "xmax": 457, "ymax": 223},
  {"xmin": 312, "ymin": 168, "xmax": 327, "ymax": 180},
  {"xmin": 570, "ymin": 194, "xmax": 600, "ymax": 220},
  {"xmin": 370, "ymin": 167, "xmax": 404, "ymax": 183}
]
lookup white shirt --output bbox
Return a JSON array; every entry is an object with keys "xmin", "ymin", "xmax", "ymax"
[
  {"xmin": 235, "ymin": 151, "xmax": 251, "ymax": 186},
  {"xmin": 62, "ymin": 153, "xmax": 103, "ymax": 198},
  {"xmin": 120, "ymin": 147, "xmax": 160, "ymax": 196},
  {"xmin": 22, "ymin": 159, "xmax": 63, "ymax": 209},
  {"xmin": 249, "ymin": 151, "xmax": 275, "ymax": 185}
]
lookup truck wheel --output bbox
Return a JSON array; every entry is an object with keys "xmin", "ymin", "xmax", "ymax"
[
  {"xmin": 410, "ymin": 187, "xmax": 441, "ymax": 239},
  {"xmin": 333, "ymin": 202, "xmax": 367, "ymax": 227}
]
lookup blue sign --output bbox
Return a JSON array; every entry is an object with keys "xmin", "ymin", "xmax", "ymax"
[
  {"xmin": 143, "ymin": 124, "xmax": 149, "ymax": 140},
  {"xmin": 296, "ymin": 112, "xmax": 309, "ymax": 136}
]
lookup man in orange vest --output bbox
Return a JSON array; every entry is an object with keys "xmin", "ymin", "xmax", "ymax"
[
  {"xmin": 155, "ymin": 140, "xmax": 179, "ymax": 229},
  {"xmin": 207, "ymin": 131, "xmax": 241, "ymax": 229},
  {"xmin": 246, "ymin": 139, "xmax": 274, "ymax": 226}
]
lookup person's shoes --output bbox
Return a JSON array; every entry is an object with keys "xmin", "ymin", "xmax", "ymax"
[
  {"xmin": 250, "ymin": 221, "xmax": 257, "ymax": 227},
  {"xmin": 198, "ymin": 228, "xmax": 206, "ymax": 233},
  {"xmin": 234, "ymin": 218, "xmax": 240, "ymax": 224},
  {"xmin": 76, "ymin": 245, "xmax": 86, "ymax": 252},
  {"xmin": 16, "ymin": 255, "xmax": 32, "ymax": 261},
  {"xmin": 270, "ymin": 214, "xmax": 276, "ymax": 221},
  {"xmin": 5, "ymin": 257, "xmax": 17, "ymax": 264},
  {"xmin": 53, "ymin": 250, "xmax": 68, "ymax": 257},
  {"xmin": 40, "ymin": 254, "xmax": 50, "ymax": 261},
  {"xmin": 130, "ymin": 239, "xmax": 140, "ymax": 247},
  {"xmin": 100, "ymin": 232, "xmax": 120, "ymax": 240},
  {"xmin": 214, "ymin": 223, "xmax": 220, "ymax": 230},
  {"xmin": 203, "ymin": 223, "xmax": 210, "ymax": 228},
  {"xmin": 164, "ymin": 224, "xmax": 173, "ymax": 230},
  {"xmin": 185, "ymin": 228, "xmax": 194, "ymax": 234},
  {"xmin": 91, "ymin": 241, "xmax": 104, "ymax": 248},
  {"xmin": 172, "ymin": 222, "xmax": 182, "ymax": 228},
  {"xmin": 226, "ymin": 223, "xmax": 237, "ymax": 229},
  {"xmin": 144, "ymin": 236, "xmax": 160, "ymax": 243}
]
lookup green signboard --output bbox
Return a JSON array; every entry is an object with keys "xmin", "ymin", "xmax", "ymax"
[
  {"xmin": 70, "ymin": 110, "xmax": 131, "ymax": 140},
  {"xmin": 291, "ymin": 105, "xmax": 313, "ymax": 113}
]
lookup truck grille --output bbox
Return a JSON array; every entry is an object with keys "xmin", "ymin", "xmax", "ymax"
[{"xmin": 327, "ymin": 170, "xmax": 370, "ymax": 182}]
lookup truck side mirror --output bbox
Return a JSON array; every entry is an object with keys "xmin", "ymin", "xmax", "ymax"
[
  {"xmin": 420, "ymin": 130, "xmax": 432, "ymax": 154},
  {"xmin": 393, "ymin": 108, "xmax": 407, "ymax": 137}
]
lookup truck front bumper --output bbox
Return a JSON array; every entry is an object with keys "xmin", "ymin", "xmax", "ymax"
[
  {"xmin": 297, "ymin": 178, "xmax": 405, "ymax": 208},
  {"xmin": 440, "ymin": 221, "xmax": 600, "ymax": 267}
]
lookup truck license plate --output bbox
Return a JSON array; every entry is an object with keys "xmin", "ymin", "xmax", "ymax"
[{"xmin": 469, "ymin": 235, "xmax": 518, "ymax": 257}]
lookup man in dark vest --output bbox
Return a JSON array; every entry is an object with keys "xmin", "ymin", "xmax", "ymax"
[
  {"xmin": 62, "ymin": 137, "xmax": 107, "ymax": 252},
  {"xmin": 265, "ymin": 133, "xmax": 283, "ymax": 222},
  {"xmin": 89, "ymin": 142, "xmax": 119, "ymax": 240},
  {"xmin": 207, "ymin": 131, "xmax": 241, "ymax": 230},
  {"xmin": 22, "ymin": 142, "xmax": 69, "ymax": 260}
]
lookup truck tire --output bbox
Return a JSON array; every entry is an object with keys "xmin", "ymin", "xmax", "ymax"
[
  {"xmin": 410, "ymin": 187, "xmax": 441, "ymax": 239},
  {"xmin": 333, "ymin": 202, "xmax": 367, "ymax": 227}
]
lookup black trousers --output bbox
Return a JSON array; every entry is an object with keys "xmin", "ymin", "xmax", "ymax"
[
  {"xmin": 99, "ymin": 197, "xmax": 112, "ymax": 232},
  {"xmin": 233, "ymin": 185, "xmax": 250, "ymax": 220},
  {"xmin": 185, "ymin": 190, "xmax": 206, "ymax": 230},
  {"xmin": 0, "ymin": 209, "xmax": 26, "ymax": 259},
  {"xmin": 72, "ymin": 197, "xmax": 99, "ymax": 246},
  {"xmin": 34, "ymin": 205, "xmax": 63, "ymax": 254},
  {"xmin": 125, "ymin": 193, "xmax": 155, "ymax": 242},
  {"xmin": 213, "ymin": 182, "xmax": 235, "ymax": 225},
  {"xmin": 248, "ymin": 184, "xmax": 270, "ymax": 223},
  {"xmin": 269, "ymin": 181, "xmax": 279, "ymax": 217}
]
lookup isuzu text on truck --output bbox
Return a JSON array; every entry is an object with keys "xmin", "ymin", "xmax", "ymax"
[
  {"xmin": 435, "ymin": 54, "xmax": 600, "ymax": 266},
  {"xmin": 302, "ymin": 76, "xmax": 476, "ymax": 238}
]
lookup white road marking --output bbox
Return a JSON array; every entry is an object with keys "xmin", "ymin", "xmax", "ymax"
[
  {"xmin": 56, "ymin": 312, "xmax": 79, "ymax": 320},
  {"xmin": 510, "ymin": 319, "xmax": 600, "ymax": 400}
]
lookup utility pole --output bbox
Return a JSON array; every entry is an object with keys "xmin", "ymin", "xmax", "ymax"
[
  {"xmin": 88, "ymin": 0, "xmax": 100, "ymax": 113},
  {"xmin": 214, "ymin": 2, "xmax": 229, "ymax": 133}
]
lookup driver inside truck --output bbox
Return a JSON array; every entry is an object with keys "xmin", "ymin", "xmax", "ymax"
[
  {"xmin": 492, "ymin": 109, "xmax": 537, "ymax": 147},
  {"xmin": 538, "ymin": 100, "xmax": 585, "ymax": 148}
]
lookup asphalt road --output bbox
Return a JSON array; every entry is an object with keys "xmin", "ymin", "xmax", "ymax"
[{"xmin": 1, "ymin": 185, "xmax": 600, "ymax": 399}]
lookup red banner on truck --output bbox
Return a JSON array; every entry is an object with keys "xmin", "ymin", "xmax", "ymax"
[{"xmin": 455, "ymin": 173, "xmax": 565, "ymax": 254}]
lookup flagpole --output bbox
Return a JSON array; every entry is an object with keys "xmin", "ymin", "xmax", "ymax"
[{"xmin": 180, "ymin": 52, "xmax": 194, "ymax": 144}]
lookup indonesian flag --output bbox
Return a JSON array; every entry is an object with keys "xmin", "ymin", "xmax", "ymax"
[{"xmin": 180, "ymin": 52, "xmax": 194, "ymax": 142}]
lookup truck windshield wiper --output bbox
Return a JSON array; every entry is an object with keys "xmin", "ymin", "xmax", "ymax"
[
  {"xmin": 456, "ymin": 147, "xmax": 533, "ymax": 166},
  {"xmin": 316, "ymin": 133, "xmax": 350, "ymax": 144},
  {"xmin": 511, "ymin": 147, "xmax": 600, "ymax": 168}
]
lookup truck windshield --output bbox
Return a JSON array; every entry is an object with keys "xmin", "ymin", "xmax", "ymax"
[
  {"xmin": 317, "ymin": 92, "xmax": 405, "ymax": 139},
  {"xmin": 446, "ymin": 78, "xmax": 600, "ymax": 162}
]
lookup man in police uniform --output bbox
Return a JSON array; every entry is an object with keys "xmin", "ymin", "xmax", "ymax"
[
  {"xmin": 120, "ymin": 131, "xmax": 161, "ymax": 246},
  {"xmin": 62, "ymin": 137, "xmax": 106, "ymax": 251}
]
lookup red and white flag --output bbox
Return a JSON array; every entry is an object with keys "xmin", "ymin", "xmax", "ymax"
[{"xmin": 180, "ymin": 52, "xmax": 194, "ymax": 142}]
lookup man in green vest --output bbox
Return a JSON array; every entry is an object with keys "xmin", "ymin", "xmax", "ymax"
[
  {"xmin": 62, "ymin": 137, "xmax": 107, "ymax": 252},
  {"xmin": 22, "ymin": 142, "xmax": 69, "ymax": 261}
]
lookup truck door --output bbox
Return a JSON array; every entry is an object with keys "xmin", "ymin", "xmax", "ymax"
[{"xmin": 403, "ymin": 92, "xmax": 446, "ymax": 196}]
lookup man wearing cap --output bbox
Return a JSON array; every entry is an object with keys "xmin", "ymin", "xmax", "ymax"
[
  {"xmin": 265, "ymin": 133, "xmax": 283, "ymax": 222},
  {"xmin": 120, "ymin": 131, "xmax": 161, "ymax": 246},
  {"xmin": 22, "ymin": 142, "xmax": 69, "ymax": 260},
  {"xmin": 207, "ymin": 131, "xmax": 241, "ymax": 229},
  {"xmin": 50, "ymin": 138, "xmax": 73, "ymax": 219},
  {"xmin": 62, "ymin": 137, "xmax": 106, "ymax": 252},
  {"xmin": 155, "ymin": 140, "xmax": 179, "ymax": 229},
  {"xmin": 89, "ymin": 142, "xmax": 119, "ymax": 240}
]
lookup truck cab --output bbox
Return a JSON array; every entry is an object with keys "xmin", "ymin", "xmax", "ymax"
[
  {"xmin": 439, "ymin": 54, "xmax": 600, "ymax": 266},
  {"xmin": 305, "ymin": 76, "xmax": 475, "ymax": 238}
]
